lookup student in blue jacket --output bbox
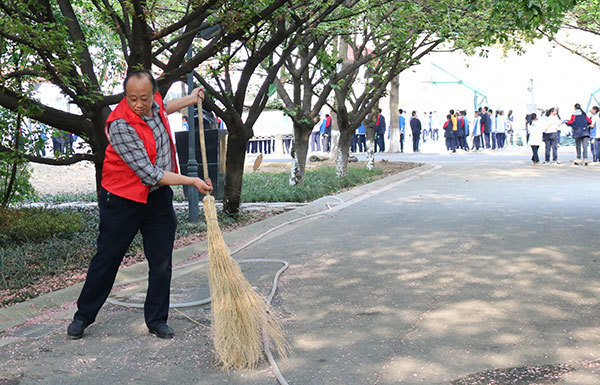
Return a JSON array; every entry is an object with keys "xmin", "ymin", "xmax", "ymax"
[{"xmin": 398, "ymin": 109, "xmax": 406, "ymax": 153}]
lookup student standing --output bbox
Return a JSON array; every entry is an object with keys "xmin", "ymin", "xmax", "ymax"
[
  {"xmin": 321, "ymin": 114, "xmax": 332, "ymax": 152},
  {"xmin": 496, "ymin": 110, "xmax": 506, "ymax": 149},
  {"xmin": 566, "ymin": 103, "xmax": 592, "ymax": 165},
  {"xmin": 443, "ymin": 114, "xmax": 455, "ymax": 152},
  {"xmin": 427, "ymin": 112, "xmax": 434, "ymax": 142},
  {"xmin": 590, "ymin": 106, "xmax": 600, "ymax": 163},
  {"xmin": 507, "ymin": 110, "xmax": 514, "ymax": 145},
  {"xmin": 398, "ymin": 109, "xmax": 406, "ymax": 153},
  {"xmin": 311, "ymin": 116, "xmax": 322, "ymax": 152},
  {"xmin": 542, "ymin": 107, "xmax": 561, "ymax": 164},
  {"xmin": 471, "ymin": 111, "xmax": 482, "ymax": 151},
  {"xmin": 374, "ymin": 108, "xmax": 386, "ymax": 152},
  {"xmin": 459, "ymin": 110, "xmax": 470, "ymax": 150},
  {"xmin": 525, "ymin": 113, "xmax": 533, "ymax": 144},
  {"xmin": 481, "ymin": 107, "xmax": 491, "ymax": 149},
  {"xmin": 432, "ymin": 112, "xmax": 440, "ymax": 141},
  {"xmin": 462, "ymin": 111, "xmax": 470, "ymax": 147},
  {"xmin": 410, "ymin": 111, "xmax": 422, "ymax": 153},
  {"xmin": 490, "ymin": 109, "xmax": 498, "ymax": 150},
  {"xmin": 528, "ymin": 113, "xmax": 543, "ymax": 165},
  {"xmin": 450, "ymin": 109, "xmax": 459, "ymax": 150},
  {"xmin": 456, "ymin": 111, "xmax": 466, "ymax": 150}
]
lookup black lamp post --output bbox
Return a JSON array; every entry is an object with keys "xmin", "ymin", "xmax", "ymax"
[
  {"xmin": 184, "ymin": 23, "xmax": 221, "ymax": 222},
  {"xmin": 186, "ymin": 46, "xmax": 200, "ymax": 223}
]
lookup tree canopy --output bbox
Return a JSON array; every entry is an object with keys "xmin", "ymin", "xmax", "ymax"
[{"xmin": 538, "ymin": 0, "xmax": 600, "ymax": 67}]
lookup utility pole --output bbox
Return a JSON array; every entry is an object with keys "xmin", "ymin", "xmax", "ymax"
[{"xmin": 527, "ymin": 78, "xmax": 536, "ymax": 114}]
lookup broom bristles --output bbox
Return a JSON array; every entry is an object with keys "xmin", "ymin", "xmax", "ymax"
[{"xmin": 203, "ymin": 195, "xmax": 288, "ymax": 370}]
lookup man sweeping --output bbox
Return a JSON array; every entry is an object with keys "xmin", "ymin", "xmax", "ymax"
[{"xmin": 67, "ymin": 69, "xmax": 212, "ymax": 340}]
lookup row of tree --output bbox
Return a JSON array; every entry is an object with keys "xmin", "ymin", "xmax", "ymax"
[{"xmin": 0, "ymin": 0, "xmax": 583, "ymax": 213}]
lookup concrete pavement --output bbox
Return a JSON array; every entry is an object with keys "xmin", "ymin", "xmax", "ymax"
[{"xmin": 2, "ymin": 149, "xmax": 600, "ymax": 384}]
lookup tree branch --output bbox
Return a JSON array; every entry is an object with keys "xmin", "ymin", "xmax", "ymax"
[
  {"xmin": 0, "ymin": 70, "xmax": 41, "ymax": 79},
  {"xmin": 151, "ymin": 1, "xmax": 219, "ymax": 40},
  {"xmin": 90, "ymin": 0, "xmax": 131, "ymax": 62},
  {"xmin": 56, "ymin": 0, "xmax": 102, "ymax": 93},
  {"xmin": 0, "ymin": 89, "xmax": 92, "ymax": 136},
  {"xmin": 538, "ymin": 27, "xmax": 600, "ymax": 67},
  {"xmin": 0, "ymin": 145, "xmax": 95, "ymax": 165},
  {"xmin": 159, "ymin": 0, "xmax": 290, "ymax": 84}
]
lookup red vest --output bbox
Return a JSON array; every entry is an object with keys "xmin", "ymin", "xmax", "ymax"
[{"xmin": 101, "ymin": 92, "xmax": 178, "ymax": 204}]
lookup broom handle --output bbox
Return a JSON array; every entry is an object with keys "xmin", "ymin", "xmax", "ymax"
[{"xmin": 197, "ymin": 93, "xmax": 210, "ymax": 194}]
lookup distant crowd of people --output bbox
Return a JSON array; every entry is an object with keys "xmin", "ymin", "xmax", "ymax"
[
  {"xmin": 20, "ymin": 123, "xmax": 77, "ymax": 158},
  {"xmin": 443, "ymin": 107, "xmax": 514, "ymax": 153},
  {"xmin": 250, "ymin": 103, "xmax": 600, "ymax": 166},
  {"xmin": 350, "ymin": 107, "xmax": 517, "ymax": 154}
]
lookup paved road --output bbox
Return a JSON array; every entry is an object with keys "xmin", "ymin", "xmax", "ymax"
[{"xmin": 2, "ymin": 150, "xmax": 600, "ymax": 384}]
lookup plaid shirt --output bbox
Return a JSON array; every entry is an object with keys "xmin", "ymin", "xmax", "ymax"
[{"xmin": 108, "ymin": 101, "xmax": 173, "ymax": 191}]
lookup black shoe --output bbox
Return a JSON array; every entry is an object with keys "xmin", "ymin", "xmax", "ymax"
[
  {"xmin": 67, "ymin": 319, "xmax": 89, "ymax": 340},
  {"xmin": 148, "ymin": 323, "xmax": 174, "ymax": 339}
]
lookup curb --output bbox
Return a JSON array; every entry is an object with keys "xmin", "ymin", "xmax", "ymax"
[{"xmin": 0, "ymin": 163, "xmax": 433, "ymax": 335}]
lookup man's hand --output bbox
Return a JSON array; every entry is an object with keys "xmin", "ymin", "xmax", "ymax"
[
  {"xmin": 193, "ymin": 177, "xmax": 213, "ymax": 194},
  {"xmin": 190, "ymin": 87, "xmax": 205, "ymax": 104},
  {"xmin": 164, "ymin": 87, "xmax": 205, "ymax": 114}
]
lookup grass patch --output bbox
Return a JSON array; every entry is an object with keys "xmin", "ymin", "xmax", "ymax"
[{"xmin": 242, "ymin": 165, "xmax": 384, "ymax": 202}]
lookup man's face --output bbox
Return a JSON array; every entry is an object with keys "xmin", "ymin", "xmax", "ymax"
[{"xmin": 125, "ymin": 76, "xmax": 154, "ymax": 117}]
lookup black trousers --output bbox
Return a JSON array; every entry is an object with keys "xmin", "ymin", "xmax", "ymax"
[
  {"xmin": 531, "ymin": 145, "xmax": 540, "ymax": 163},
  {"xmin": 375, "ymin": 134, "xmax": 385, "ymax": 152},
  {"xmin": 310, "ymin": 132, "xmax": 321, "ymax": 152},
  {"xmin": 321, "ymin": 134, "xmax": 331, "ymax": 152},
  {"xmin": 357, "ymin": 135, "xmax": 366, "ymax": 152},
  {"xmin": 351, "ymin": 134, "xmax": 358, "ymax": 152},
  {"xmin": 74, "ymin": 186, "xmax": 177, "ymax": 328},
  {"xmin": 483, "ymin": 133, "xmax": 491, "ymax": 148},
  {"xmin": 457, "ymin": 135, "xmax": 467, "ymax": 150},
  {"xmin": 543, "ymin": 132, "xmax": 558, "ymax": 162},
  {"xmin": 412, "ymin": 134, "xmax": 420, "ymax": 152}
]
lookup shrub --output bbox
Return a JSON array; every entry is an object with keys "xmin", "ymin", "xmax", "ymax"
[
  {"xmin": 0, "ymin": 207, "xmax": 85, "ymax": 246},
  {"xmin": 0, "ymin": 155, "xmax": 36, "ymax": 206}
]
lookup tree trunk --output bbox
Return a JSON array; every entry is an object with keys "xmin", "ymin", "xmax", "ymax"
[
  {"xmin": 388, "ymin": 75, "xmax": 400, "ymax": 152},
  {"xmin": 223, "ymin": 132, "xmax": 247, "ymax": 215},
  {"xmin": 329, "ymin": 111, "xmax": 340, "ymax": 162},
  {"xmin": 2, "ymin": 113, "xmax": 22, "ymax": 208},
  {"xmin": 289, "ymin": 123, "xmax": 311, "ymax": 186},
  {"xmin": 366, "ymin": 139, "xmax": 375, "ymax": 170},
  {"xmin": 365, "ymin": 111, "xmax": 377, "ymax": 171},
  {"xmin": 90, "ymin": 107, "xmax": 111, "ymax": 202},
  {"xmin": 336, "ymin": 128, "xmax": 353, "ymax": 177}
]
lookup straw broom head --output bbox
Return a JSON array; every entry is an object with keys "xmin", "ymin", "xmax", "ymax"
[{"xmin": 203, "ymin": 195, "xmax": 288, "ymax": 370}]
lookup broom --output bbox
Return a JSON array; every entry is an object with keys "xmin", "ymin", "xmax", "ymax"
[{"xmin": 197, "ymin": 96, "xmax": 288, "ymax": 370}]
